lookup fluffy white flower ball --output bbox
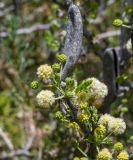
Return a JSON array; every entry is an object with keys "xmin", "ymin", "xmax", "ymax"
[
  {"xmin": 36, "ymin": 90, "xmax": 55, "ymax": 108},
  {"xmin": 108, "ymin": 117, "xmax": 126, "ymax": 135},
  {"xmin": 87, "ymin": 77, "xmax": 108, "ymax": 99},
  {"xmin": 37, "ymin": 64, "xmax": 53, "ymax": 83},
  {"xmin": 98, "ymin": 114, "xmax": 112, "ymax": 127}
]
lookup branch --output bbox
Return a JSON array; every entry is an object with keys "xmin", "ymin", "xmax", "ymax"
[
  {"xmin": 0, "ymin": 128, "xmax": 14, "ymax": 151},
  {"xmin": 0, "ymin": 135, "xmax": 35, "ymax": 159},
  {"xmin": 0, "ymin": 21, "xmax": 56, "ymax": 38},
  {"xmin": 61, "ymin": 1, "xmax": 83, "ymax": 81},
  {"xmin": 0, "ymin": 149, "xmax": 32, "ymax": 159},
  {"xmin": 93, "ymin": 30, "xmax": 120, "ymax": 43}
]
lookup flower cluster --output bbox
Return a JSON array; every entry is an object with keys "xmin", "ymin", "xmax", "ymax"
[
  {"xmin": 87, "ymin": 77, "xmax": 108, "ymax": 99},
  {"xmin": 76, "ymin": 77, "xmax": 108, "ymax": 107},
  {"xmin": 56, "ymin": 54, "xmax": 67, "ymax": 63},
  {"xmin": 34, "ymin": 57, "xmax": 128, "ymax": 160},
  {"xmin": 114, "ymin": 142, "xmax": 124, "ymax": 152},
  {"xmin": 108, "ymin": 118, "xmax": 126, "ymax": 135},
  {"xmin": 37, "ymin": 64, "xmax": 53, "ymax": 83},
  {"xmin": 117, "ymin": 151, "xmax": 129, "ymax": 160},
  {"xmin": 98, "ymin": 114, "xmax": 126, "ymax": 135},
  {"xmin": 98, "ymin": 114, "xmax": 112, "ymax": 127},
  {"xmin": 95, "ymin": 125, "xmax": 106, "ymax": 140},
  {"xmin": 69, "ymin": 122, "xmax": 80, "ymax": 130},
  {"xmin": 97, "ymin": 148, "xmax": 112, "ymax": 160},
  {"xmin": 36, "ymin": 90, "xmax": 55, "ymax": 108},
  {"xmin": 78, "ymin": 113, "xmax": 89, "ymax": 123}
]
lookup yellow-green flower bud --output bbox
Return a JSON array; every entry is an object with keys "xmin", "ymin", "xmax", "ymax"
[
  {"xmin": 121, "ymin": 107, "xmax": 128, "ymax": 113},
  {"xmin": 95, "ymin": 125, "xmax": 106, "ymax": 139},
  {"xmin": 52, "ymin": 63, "xmax": 61, "ymax": 72},
  {"xmin": 66, "ymin": 91, "xmax": 74, "ymax": 98},
  {"xmin": 30, "ymin": 81, "xmax": 39, "ymax": 89},
  {"xmin": 80, "ymin": 102, "xmax": 88, "ymax": 110},
  {"xmin": 130, "ymin": 135, "xmax": 133, "ymax": 142},
  {"xmin": 56, "ymin": 54, "xmax": 67, "ymax": 63},
  {"xmin": 122, "ymin": 99, "xmax": 128, "ymax": 104},
  {"xmin": 113, "ymin": 19, "xmax": 123, "ymax": 27},
  {"xmin": 55, "ymin": 111, "xmax": 64, "ymax": 120},
  {"xmin": 69, "ymin": 122, "xmax": 80, "ymax": 130},
  {"xmin": 79, "ymin": 113, "xmax": 89, "ymax": 123},
  {"xmin": 114, "ymin": 142, "xmax": 124, "ymax": 152},
  {"xmin": 117, "ymin": 150, "xmax": 129, "ymax": 160}
]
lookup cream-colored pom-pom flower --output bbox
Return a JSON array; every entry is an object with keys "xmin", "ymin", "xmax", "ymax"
[
  {"xmin": 117, "ymin": 150, "xmax": 129, "ymax": 160},
  {"xmin": 97, "ymin": 148, "xmax": 112, "ymax": 160},
  {"xmin": 108, "ymin": 118, "xmax": 126, "ymax": 135},
  {"xmin": 87, "ymin": 77, "xmax": 108, "ymax": 99},
  {"xmin": 98, "ymin": 114, "xmax": 112, "ymax": 127},
  {"xmin": 36, "ymin": 90, "xmax": 55, "ymax": 108},
  {"xmin": 37, "ymin": 64, "xmax": 53, "ymax": 83}
]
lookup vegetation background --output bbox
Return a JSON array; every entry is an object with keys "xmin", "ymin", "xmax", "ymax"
[{"xmin": 0, "ymin": 0, "xmax": 133, "ymax": 159}]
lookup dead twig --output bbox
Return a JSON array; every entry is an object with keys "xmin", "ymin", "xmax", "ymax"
[
  {"xmin": 0, "ymin": 128, "xmax": 14, "ymax": 151},
  {"xmin": 0, "ymin": 21, "xmax": 56, "ymax": 38}
]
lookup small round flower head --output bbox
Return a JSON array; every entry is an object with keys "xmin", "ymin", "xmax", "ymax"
[
  {"xmin": 66, "ymin": 91, "xmax": 74, "ymax": 98},
  {"xmin": 108, "ymin": 118, "xmax": 126, "ymax": 135},
  {"xmin": 98, "ymin": 114, "xmax": 112, "ymax": 127},
  {"xmin": 129, "ymin": 135, "xmax": 133, "ymax": 141},
  {"xmin": 30, "ymin": 81, "xmax": 39, "ymax": 89},
  {"xmin": 37, "ymin": 64, "xmax": 53, "ymax": 83},
  {"xmin": 36, "ymin": 90, "xmax": 55, "ymax": 108},
  {"xmin": 113, "ymin": 19, "xmax": 123, "ymax": 27},
  {"xmin": 79, "ymin": 113, "xmax": 89, "ymax": 123},
  {"xmin": 80, "ymin": 102, "xmax": 88, "ymax": 110},
  {"xmin": 113, "ymin": 142, "xmax": 124, "ymax": 152},
  {"xmin": 56, "ymin": 54, "xmax": 67, "ymax": 63},
  {"xmin": 55, "ymin": 111, "xmax": 64, "ymax": 120},
  {"xmin": 97, "ymin": 148, "xmax": 112, "ymax": 160},
  {"xmin": 77, "ymin": 91, "xmax": 88, "ymax": 103},
  {"xmin": 52, "ymin": 63, "xmax": 61, "ymax": 72},
  {"xmin": 121, "ymin": 107, "xmax": 128, "ymax": 113},
  {"xmin": 95, "ymin": 125, "xmax": 106, "ymax": 138},
  {"xmin": 117, "ymin": 151, "xmax": 129, "ymax": 160},
  {"xmin": 69, "ymin": 122, "xmax": 80, "ymax": 130},
  {"xmin": 87, "ymin": 77, "xmax": 108, "ymax": 99}
]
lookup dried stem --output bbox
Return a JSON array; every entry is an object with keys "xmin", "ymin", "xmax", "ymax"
[{"xmin": 61, "ymin": 1, "xmax": 83, "ymax": 81}]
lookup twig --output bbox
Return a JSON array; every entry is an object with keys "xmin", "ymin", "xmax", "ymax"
[
  {"xmin": 93, "ymin": 30, "xmax": 120, "ymax": 43},
  {"xmin": 0, "ymin": 149, "xmax": 32, "ymax": 159},
  {"xmin": 0, "ymin": 134, "xmax": 35, "ymax": 159},
  {"xmin": 0, "ymin": 21, "xmax": 56, "ymax": 38},
  {"xmin": 0, "ymin": 128, "xmax": 14, "ymax": 151}
]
